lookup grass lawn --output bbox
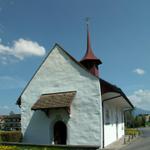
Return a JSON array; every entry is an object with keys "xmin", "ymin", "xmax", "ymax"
[
  {"xmin": 15, "ymin": 146, "xmax": 64, "ymax": 150},
  {"xmin": 0, "ymin": 144, "xmax": 98, "ymax": 150},
  {"xmin": 0, "ymin": 145, "xmax": 66, "ymax": 150}
]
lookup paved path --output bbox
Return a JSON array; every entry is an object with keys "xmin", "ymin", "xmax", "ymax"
[{"xmin": 120, "ymin": 127, "xmax": 150, "ymax": 150}]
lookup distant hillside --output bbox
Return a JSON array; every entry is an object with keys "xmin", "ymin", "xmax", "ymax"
[{"xmin": 132, "ymin": 107, "xmax": 150, "ymax": 116}]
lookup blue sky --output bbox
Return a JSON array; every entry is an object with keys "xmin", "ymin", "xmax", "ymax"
[{"xmin": 0, "ymin": 0, "xmax": 150, "ymax": 114}]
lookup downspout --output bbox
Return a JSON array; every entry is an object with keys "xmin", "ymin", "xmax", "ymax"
[{"xmin": 102, "ymin": 95, "xmax": 121, "ymax": 148}]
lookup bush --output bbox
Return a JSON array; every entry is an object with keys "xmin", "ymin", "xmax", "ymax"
[
  {"xmin": 125, "ymin": 128, "xmax": 141, "ymax": 136},
  {"xmin": 0, "ymin": 131, "xmax": 22, "ymax": 142},
  {"xmin": 134, "ymin": 115, "xmax": 145, "ymax": 127}
]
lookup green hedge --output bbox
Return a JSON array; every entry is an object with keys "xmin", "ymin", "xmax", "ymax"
[
  {"xmin": 145, "ymin": 122, "xmax": 150, "ymax": 126},
  {"xmin": 125, "ymin": 128, "xmax": 141, "ymax": 136},
  {"xmin": 0, "ymin": 131, "xmax": 22, "ymax": 142}
]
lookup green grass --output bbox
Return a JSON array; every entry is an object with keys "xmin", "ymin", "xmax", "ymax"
[
  {"xmin": 0, "ymin": 145, "xmax": 66, "ymax": 150},
  {"xmin": 0, "ymin": 144, "xmax": 96, "ymax": 150},
  {"xmin": 16, "ymin": 146, "xmax": 64, "ymax": 150},
  {"xmin": 0, "ymin": 144, "xmax": 98, "ymax": 150}
]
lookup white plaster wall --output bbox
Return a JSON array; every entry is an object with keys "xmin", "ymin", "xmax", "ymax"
[
  {"xmin": 104, "ymin": 101, "xmax": 124, "ymax": 147},
  {"xmin": 21, "ymin": 45, "xmax": 102, "ymax": 146},
  {"xmin": 117, "ymin": 110, "xmax": 124, "ymax": 139}
]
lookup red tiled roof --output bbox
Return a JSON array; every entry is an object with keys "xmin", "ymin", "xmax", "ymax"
[{"xmin": 31, "ymin": 91, "xmax": 76, "ymax": 110}]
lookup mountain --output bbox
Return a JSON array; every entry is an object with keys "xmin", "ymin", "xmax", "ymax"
[{"xmin": 132, "ymin": 107, "xmax": 150, "ymax": 116}]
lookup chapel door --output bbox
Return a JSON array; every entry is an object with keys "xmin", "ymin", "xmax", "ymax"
[{"xmin": 54, "ymin": 121, "xmax": 67, "ymax": 145}]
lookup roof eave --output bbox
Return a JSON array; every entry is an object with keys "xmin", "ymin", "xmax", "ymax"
[{"xmin": 100, "ymin": 78, "xmax": 134, "ymax": 109}]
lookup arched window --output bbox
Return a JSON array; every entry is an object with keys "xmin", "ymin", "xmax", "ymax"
[{"xmin": 54, "ymin": 121, "xmax": 67, "ymax": 145}]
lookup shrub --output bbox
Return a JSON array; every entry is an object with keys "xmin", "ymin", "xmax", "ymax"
[
  {"xmin": 125, "ymin": 128, "xmax": 141, "ymax": 136},
  {"xmin": 0, "ymin": 131, "xmax": 22, "ymax": 142}
]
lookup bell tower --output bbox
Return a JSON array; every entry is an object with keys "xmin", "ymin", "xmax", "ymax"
[{"xmin": 80, "ymin": 20, "xmax": 102, "ymax": 77}]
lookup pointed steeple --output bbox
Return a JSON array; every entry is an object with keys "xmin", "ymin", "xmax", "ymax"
[{"xmin": 80, "ymin": 20, "xmax": 102, "ymax": 77}]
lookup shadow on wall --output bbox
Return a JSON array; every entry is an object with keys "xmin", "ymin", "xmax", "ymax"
[
  {"xmin": 23, "ymin": 109, "xmax": 70, "ymax": 145},
  {"xmin": 23, "ymin": 110, "xmax": 51, "ymax": 144}
]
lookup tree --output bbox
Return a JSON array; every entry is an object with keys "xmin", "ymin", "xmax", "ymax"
[
  {"xmin": 134, "ymin": 115, "xmax": 145, "ymax": 127},
  {"xmin": 9, "ymin": 111, "xmax": 15, "ymax": 115}
]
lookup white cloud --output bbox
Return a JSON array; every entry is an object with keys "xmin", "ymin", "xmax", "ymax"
[
  {"xmin": 0, "ymin": 38, "xmax": 46, "ymax": 64},
  {"xmin": 128, "ymin": 89, "xmax": 150, "ymax": 111},
  {"xmin": 0, "ymin": 105, "xmax": 20, "ymax": 115},
  {"xmin": 13, "ymin": 39, "xmax": 46, "ymax": 59},
  {"xmin": 0, "ymin": 76, "xmax": 26, "ymax": 90},
  {"xmin": 133, "ymin": 68, "xmax": 145, "ymax": 75}
]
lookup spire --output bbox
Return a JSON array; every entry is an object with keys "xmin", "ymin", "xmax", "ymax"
[
  {"xmin": 80, "ymin": 18, "xmax": 102, "ymax": 64},
  {"xmin": 80, "ymin": 18, "xmax": 102, "ymax": 77}
]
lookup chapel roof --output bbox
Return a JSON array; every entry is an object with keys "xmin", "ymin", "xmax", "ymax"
[
  {"xmin": 31, "ymin": 91, "xmax": 76, "ymax": 110},
  {"xmin": 16, "ymin": 43, "xmax": 133, "ymax": 109}
]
